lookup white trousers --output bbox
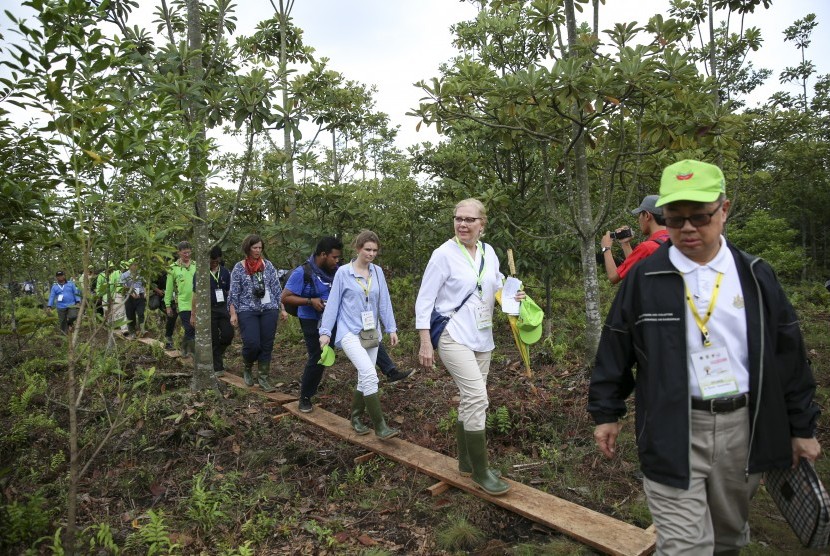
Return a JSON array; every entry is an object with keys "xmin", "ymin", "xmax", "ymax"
[
  {"xmin": 340, "ymin": 332, "xmax": 380, "ymax": 396},
  {"xmin": 437, "ymin": 329, "xmax": 491, "ymax": 431}
]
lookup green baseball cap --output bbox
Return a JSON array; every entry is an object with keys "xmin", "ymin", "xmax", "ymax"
[
  {"xmin": 517, "ymin": 296, "xmax": 544, "ymax": 345},
  {"xmin": 656, "ymin": 160, "xmax": 725, "ymax": 207},
  {"xmin": 318, "ymin": 345, "xmax": 335, "ymax": 367}
]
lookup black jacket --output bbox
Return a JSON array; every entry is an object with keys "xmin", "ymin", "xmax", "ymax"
[{"xmin": 588, "ymin": 241, "xmax": 819, "ymax": 489}]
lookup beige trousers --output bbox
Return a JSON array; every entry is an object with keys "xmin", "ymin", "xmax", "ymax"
[
  {"xmin": 437, "ymin": 329, "xmax": 491, "ymax": 431},
  {"xmin": 643, "ymin": 406, "xmax": 762, "ymax": 554}
]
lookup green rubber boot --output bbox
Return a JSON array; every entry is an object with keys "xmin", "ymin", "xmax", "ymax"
[
  {"xmin": 457, "ymin": 421, "xmax": 499, "ymax": 478},
  {"xmin": 465, "ymin": 430, "xmax": 509, "ymax": 496},
  {"xmin": 363, "ymin": 393, "xmax": 399, "ymax": 440},
  {"xmin": 257, "ymin": 361, "xmax": 276, "ymax": 393},
  {"xmin": 242, "ymin": 360, "xmax": 255, "ymax": 387},
  {"xmin": 350, "ymin": 390, "xmax": 371, "ymax": 436}
]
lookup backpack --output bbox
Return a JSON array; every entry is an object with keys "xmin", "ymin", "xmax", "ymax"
[{"xmin": 284, "ymin": 263, "xmax": 316, "ymax": 317}]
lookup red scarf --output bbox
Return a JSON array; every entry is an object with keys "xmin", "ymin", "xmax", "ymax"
[{"xmin": 244, "ymin": 256, "xmax": 265, "ymax": 275}]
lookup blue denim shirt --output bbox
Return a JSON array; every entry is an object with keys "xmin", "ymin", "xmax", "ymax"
[
  {"xmin": 48, "ymin": 281, "xmax": 82, "ymax": 309},
  {"xmin": 228, "ymin": 259, "xmax": 282, "ymax": 313},
  {"xmin": 319, "ymin": 263, "xmax": 396, "ymax": 347}
]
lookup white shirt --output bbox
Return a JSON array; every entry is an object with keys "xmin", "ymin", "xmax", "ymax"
[
  {"xmin": 415, "ymin": 238, "xmax": 504, "ymax": 352},
  {"xmin": 669, "ymin": 236, "xmax": 750, "ymax": 398}
]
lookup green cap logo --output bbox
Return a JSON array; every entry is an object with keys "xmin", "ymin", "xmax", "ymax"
[{"xmin": 656, "ymin": 160, "xmax": 725, "ymax": 207}]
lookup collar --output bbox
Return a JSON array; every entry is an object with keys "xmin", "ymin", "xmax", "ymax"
[
  {"xmin": 347, "ymin": 262, "xmax": 373, "ymax": 277},
  {"xmin": 648, "ymin": 229, "xmax": 670, "ymax": 241},
  {"xmin": 669, "ymin": 235, "xmax": 729, "ymax": 274}
]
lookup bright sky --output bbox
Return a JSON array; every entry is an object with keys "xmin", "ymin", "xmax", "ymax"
[{"xmin": 4, "ymin": 0, "xmax": 829, "ymax": 151}]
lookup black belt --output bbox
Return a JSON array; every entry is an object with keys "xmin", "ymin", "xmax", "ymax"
[{"xmin": 691, "ymin": 394, "xmax": 748, "ymax": 414}]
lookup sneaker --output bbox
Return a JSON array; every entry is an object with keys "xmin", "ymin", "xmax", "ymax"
[
  {"xmin": 298, "ymin": 397, "xmax": 313, "ymax": 413},
  {"xmin": 386, "ymin": 368, "xmax": 415, "ymax": 383}
]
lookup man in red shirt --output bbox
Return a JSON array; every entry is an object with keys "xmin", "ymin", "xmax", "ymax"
[{"xmin": 601, "ymin": 195, "xmax": 669, "ymax": 284}]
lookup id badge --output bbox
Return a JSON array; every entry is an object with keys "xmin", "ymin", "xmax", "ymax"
[
  {"xmin": 57, "ymin": 294, "xmax": 64, "ymax": 302},
  {"xmin": 690, "ymin": 345, "xmax": 740, "ymax": 399},
  {"xmin": 215, "ymin": 289, "xmax": 225, "ymax": 303},
  {"xmin": 474, "ymin": 303, "xmax": 492, "ymax": 329},
  {"xmin": 361, "ymin": 310, "xmax": 375, "ymax": 331},
  {"xmin": 262, "ymin": 289, "xmax": 271, "ymax": 304}
]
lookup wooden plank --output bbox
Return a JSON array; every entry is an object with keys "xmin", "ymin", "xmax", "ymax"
[
  {"xmin": 427, "ymin": 481, "xmax": 451, "ymax": 497},
  {"xmin": 136, "ymin": 337, "xmax": 181, "ymax": 358},
  {"xmin": 354, "ymin": 452, "xmax": 377, "ymax": 465},
  {"xmin": 219, "ymin": 373, "xmax": 296, "ymax": 403},
  {"xmin": 282, "ymin": 401, "xmax": 656, "ymax": 556}
]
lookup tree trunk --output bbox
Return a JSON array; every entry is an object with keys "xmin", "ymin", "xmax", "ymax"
[
  {"xmin": 187, "ymin": 0, "xmax": 215, "ymax": 391},
  {"xmin": 278, "ymin": 0, "xmax": 296, "ymax": 221}
]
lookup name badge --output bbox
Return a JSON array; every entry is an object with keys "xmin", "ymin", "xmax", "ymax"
[
  {"xmin": 690, "ymin": 345, "xmax": 740, "ymax": 399},
  {"xmin": 361, "ymin": 310, "xmax": 375, "ymax": 331},
  {"xmin": 215, "ymin": 289, "xmax": 224, "ymax": 303},
  {"xmin": 262, "ymin": 289, "xmax": 271, "ymax": 304},
  {"xmin": 474, "ymin": 302, "xmax": 492, "ymax": 330},
  {"xmin": 57, "ymin": 294, "xmax": 64, "ymax": 302}
]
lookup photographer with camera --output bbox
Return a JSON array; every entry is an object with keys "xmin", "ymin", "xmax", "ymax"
[
  {"xmin": 600, "ymin": 195, "xmax": 669, "ymax": 284},
  {"xmin": 228, "ymin": 234, "xmax": 286, "ymax": 392}
]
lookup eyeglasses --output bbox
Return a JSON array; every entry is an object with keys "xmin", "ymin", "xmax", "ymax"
[
  {"xmin": 663, "ymin": 201, "xmax": 724, "ymax": 229},
  {"xmin": 454, "ymin": 216, "xmax": 482, "ymax": 224}
]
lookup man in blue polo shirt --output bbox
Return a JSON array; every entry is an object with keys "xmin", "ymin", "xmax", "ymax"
[{"xmin": 47, "ymin": 270, "xmax": 82, "ymax": 334}]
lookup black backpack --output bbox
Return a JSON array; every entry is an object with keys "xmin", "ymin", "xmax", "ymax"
[{"xmin": 284, "ymin": 263, "xmax": 316, "ymax": 317}]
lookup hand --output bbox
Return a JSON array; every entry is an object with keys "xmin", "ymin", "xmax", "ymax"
[
  {"xmin": 166, "ymin": 307, "xmax": 173, "ymax": 317},
  {"xmin": 320, "ymin": 335, "xmax": 330, "ymax": 349},
  {"xmin": 601, "ymin": 231, "xmax": 613, "ymax": 249},
  {"xmin": 190, "ymin": 313, "xmax": 195, "ymax": 327},
  {"xmin": 154, "ymin": 288, "xmax": 164, "ymax": 296},
  {"xmin": 280, "ymin": 309, "xmax": 288, "ymax": 321},
  {"xmin": 389, "ymin": 332, "xmax": 399, "ymax": 347},
  {"xmin": 615, "ymin": 226, "xmax": 632, "ymax": 245},
  {"xmin": 310, "ymin": 298, "xmax": 326, "ymax": 312},
  {"xmin": 594, "ymin": 422, "xmax": 623, "ymax": 458},
  {"xmin": 230, "ymin": 313, "xmax": 238, "ymax": 328},
  {"xmin": 418, "ymin": 340, "xmax": 434, "ymax": 370},
  {"xmin": 792, "ymin": 437, "xmax": 821, "ymax": 467},
  {"xmin": 514, "ymin": 290, "xmax": 526, "ymax": 302}
]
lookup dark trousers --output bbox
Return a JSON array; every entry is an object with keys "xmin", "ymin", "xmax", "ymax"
[
  {"xmin": 57, "ymin": 307, "xmax": 79, "ymax": 334},
  {"xmin": 125, "ymin": 295, "xmax": 146, "ymax": 333},
  {"xmin": 210, "ymin": 306, "xmax": 234, "ymax": 372},
  {"xmin": 238, "ymin": 309, "xmax": 279, "ymax": 364},
  {"xmin": 158, "ymin": 300, "xmax": 178, "ymax": 339},
  {"xmin": 376, "ymin": 342, "xmax": 396, "ymax": 376},
  {"xmin": 178, "ymin": 310, "xmax": 195, "ymax": 341},
  {"xmin": 299, "ymin": 318, "xmax": 330, "ymax": 398}
]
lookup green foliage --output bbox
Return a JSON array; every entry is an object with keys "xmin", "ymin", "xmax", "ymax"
[
  {"xmin": 437, "ymin": 407, "xmax": 459, "ymax": 434},
  {"xmin": 302, "ymin": 519, "xmax": 336, "ymax": 548},
  {"xmin": 435, "ymin": 515, "xmax": 486, "ymax": 551},
  {"xmin": 84, "ymin": 522, "xmax": 120, "ymax": 554},
  {"xmin": 240, "ymin": 513, "xmax": 277, "ymax": 545},
  {"xmin": 728, "ymin": 210, "xmax": 804, "ymax": 279},
  {"xmin": 486, "ymin": 405, "xmax": 512, "ymax": 435},
  {"xmin": 0, "ymin": 493, "xmax": 53, "ymax": 548},
  {"xmin": 130, "ymin": 510, "xmax": 180, "ymax": 556}
]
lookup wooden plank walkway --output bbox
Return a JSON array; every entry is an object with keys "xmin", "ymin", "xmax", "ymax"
[{"xmin": 283, "ymin": 401, "xmax": 656, "ymax": 556}]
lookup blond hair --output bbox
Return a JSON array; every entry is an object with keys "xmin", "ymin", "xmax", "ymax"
[
  {"xmin": 455, "ymin": 198, "xmax": 487, "ymax": 225},
  {"xmin": 351, "ymin": 229, "xmax": 380, "ymax": 251}
]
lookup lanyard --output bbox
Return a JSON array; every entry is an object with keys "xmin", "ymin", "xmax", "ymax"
[
  {"xmin": 210, "ymin": 269, "xmax": 220, "ymax": 285},
  {"xmin": 684, "ymin": 272, "xmax": 723, "ymax": 347},
  {"xmin": 353, "ymin": 264, "xmax": 372, "ymax": 306},
  {"xmin": 455, "ymin": 237, "xmax": 486, "ymax": 297}
]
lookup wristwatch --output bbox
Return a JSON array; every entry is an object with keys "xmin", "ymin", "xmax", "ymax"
[{"xmin": 601, "ymin": 247, "xmax": 611, "ymax": 254}]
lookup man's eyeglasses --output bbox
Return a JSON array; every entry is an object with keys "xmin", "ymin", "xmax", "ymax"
[
  {"xmin": 664, "ymin": 201, "xmax": 724, "ymax": 229},
  {"xmin": 454, "ymin": 216, "xmax": 482, "ymax": 224}
]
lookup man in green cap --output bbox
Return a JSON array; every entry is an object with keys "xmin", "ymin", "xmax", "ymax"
[{"xmin": 589, "ymin": 159, "xmax": 821, "ymax": 554}]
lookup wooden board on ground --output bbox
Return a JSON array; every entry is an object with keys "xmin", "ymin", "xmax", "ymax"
[
  {"xmin": 220, "ymin": 373, "xmax": 296, "ymax": 403},
  {"xmin": 137, "ymin": 337, "xmax": 181, "ymax": 357},
  {"xmin": 283, "ymin": 402, "xmax": 656, "ymax": 556}
]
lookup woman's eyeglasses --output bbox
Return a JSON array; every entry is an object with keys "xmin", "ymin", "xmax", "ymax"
[
  {"xmin": 454, "ymin": 216, "xmax": 482, "ymax": 224},
  {"xmin": 664, "ymin": 201, "xmax": 724, "ymax": 229}
]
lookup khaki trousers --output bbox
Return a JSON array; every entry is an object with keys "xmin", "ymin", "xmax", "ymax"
[
  {"xmin": 643, "ymin": 406, "xmax": 762, "ymax": 554},
  {"xmin": 437, "ymin": 329, "xmax": 491, "ymax": 431}
]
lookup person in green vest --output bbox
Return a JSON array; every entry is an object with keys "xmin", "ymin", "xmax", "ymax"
[{"xmin": 165, "ymin": 241, "xmax": 197, "ymax": 356}]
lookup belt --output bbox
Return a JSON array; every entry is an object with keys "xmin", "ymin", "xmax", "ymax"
[{"xmin": 691, "ymin": 394, "xmax": 748, "ymax": 414}]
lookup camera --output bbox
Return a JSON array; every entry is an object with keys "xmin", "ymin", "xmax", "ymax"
[
  {"xmin": 252, "ymin": 274, "xmax": 266, "ymax": 298},
  {"xmin": 610, "ymin": 228, "xmax": 632, "ymax": 240}
]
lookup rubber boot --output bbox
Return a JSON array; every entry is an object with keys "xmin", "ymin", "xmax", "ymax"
[
  {"xmin": 457, "ymin": 421, "xmax": 498, "ymax": 478},
  {"xmin": 350, "ymin": 390, "xmax": 371, "ymax": 436},
  {"xmin": 243, "ymin": 360, "xmax": 255, "ymax": 387},
  {"xmin": 465, "ymin": 430, "xmax": 509, "ymax": 496},
  {"xmin": 363, "ymin": 393, "xmax": 399, "ymax": 440},
  {"xmin": 257, "ymin": 361, "xmax": 276, "ymax": 393}
]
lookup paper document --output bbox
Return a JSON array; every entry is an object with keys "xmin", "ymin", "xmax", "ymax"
[{"xmin": 501, "ymin": 277, "xmax": 522, "ymax": 315}]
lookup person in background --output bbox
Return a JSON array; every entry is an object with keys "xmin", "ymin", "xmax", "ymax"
[
  {"xmin": 228, "ymin": 234, "xmax": 285, "ymax": 392},
  {"xmin": 600, "ymin": 194, "xmax": 669, "ymax": 284},
  {"xmin": 47, "ymin": 270, "xmax": 82, "ymax": 334},
  {"xmin": 282, "ymin": 236, "xmax": 343, "ymax": 413},
  {"xmin": 165, "ymin": 241, "xmax": 196, "ymax": 357},
  {"xmin": 589, "ymin": 159, "xmax": 821, "ymax": 554},
  {"xmin": 120, "ymin": 259, "xmax": 146, "ymax": 339},
  {"xmin": 153, "ymin": 255, "xmax": 179, "ymax": 350},
  {"xmin": 320, "ymin": 230, "xmax": 399, "ymax": 439},
  {"xmin": 415, "ymin": 198, "xmax": 524, "ymax": 496},
  {"xmin": 191, "ymin": 246, "xmax": 233, "ymax": 376}
]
